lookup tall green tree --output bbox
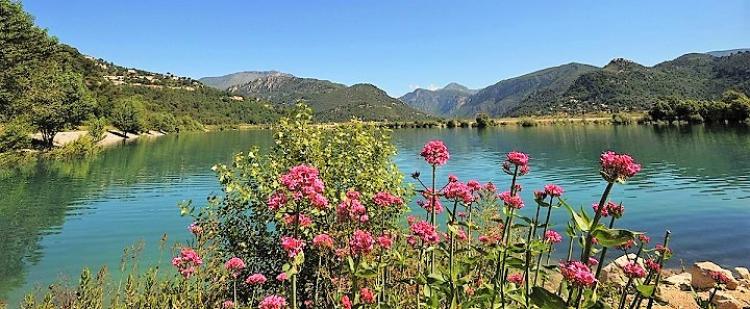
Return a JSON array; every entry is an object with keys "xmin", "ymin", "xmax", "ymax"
[{"xmin": 110, "ymin": 96, "xmax": 146, "ymax": 135}]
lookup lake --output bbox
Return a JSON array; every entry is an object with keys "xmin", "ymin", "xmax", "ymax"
[{"xmin": 2, "ymin": 125, "xmax": 750, "ymax": 304}]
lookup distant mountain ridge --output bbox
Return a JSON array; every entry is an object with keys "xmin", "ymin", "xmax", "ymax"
[
  {"xmin": 199, "ymin": 71, "xmax": 291, "ymax": 90},
  {"xmin": 399, "ymin": 83, "xmax": 477, "ymax": 116},
  {"xmin": 227, "ymin": 74, "xmax": 429, "ymax": 122}
]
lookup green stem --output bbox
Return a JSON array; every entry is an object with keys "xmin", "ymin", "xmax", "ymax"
[
  {"xmin": 430, "ymin": 164, "xmax": 436, "ymax": 273},
  {"xmin": 594, "ymin": 216, "xmax": 617, "ymax": 280},
  {"xmin": 533, "ymin": 195, "xmax": 556, "ymax": 286},
  {"xmin": 646, "ymin": 231, "xmax": 671, "ymax": 309},
  {"xmin": 494, "ymin": 165, "xmax": 519, "ymax": 308},
  {"xmin": 581, "ymin": 182, "xmax": 614, "ymax": 262},
  {"xmin": 449, "ymin": 200, "xmax": 459, "ymax": 302}
]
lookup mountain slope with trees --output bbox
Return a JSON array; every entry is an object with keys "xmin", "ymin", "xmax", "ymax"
[
  {"xmin": 199, "ymin": 71, "xmax": 292, "ymax": 90},
  {"xmin": 399, "ymin": 83, "xmax": 477, "ymax": 116}
]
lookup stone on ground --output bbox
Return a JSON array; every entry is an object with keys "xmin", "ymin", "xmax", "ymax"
[{"xmin": 689, "ymin": 261, "xmax": 739, "ymax": 290}]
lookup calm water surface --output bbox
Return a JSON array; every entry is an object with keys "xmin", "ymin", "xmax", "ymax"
[{"xmin": 1, "ymin": 126, "xmax": 749, "ymax": 303}]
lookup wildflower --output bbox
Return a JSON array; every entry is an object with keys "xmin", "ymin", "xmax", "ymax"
[
  {"xmin": 519, "ymin": 164, "xmax": 530, "ymax": 175},
  {"xmin": 409, "ymin": 220, "xmax": 441, "ymax": 246},
  {"xmin": 224, "ymin": 257, "xmax": 246, "ymax": 278},
  {"xmin": 245, "ymin": 273, "xmax": 267, "ymax": 285},
  {"xmin": 506, "ymin": 151, "xmax": 529, "ymax": 166},
  {"xmin": 267, "ymin": 191, "xmax": 288, "ymax": 211},
  {"xmin": 544, "ymin": 230, "xmax": 563, "ymax": 244},
  {"xmin": 280, "ymin": 236, "xmax": 305, "ymax": 258},
  {"xmin": 372, "ymin": 191, "xmax": 403, "ymax": 207},
  {"xmin": 623, "ymin": 262, "xmax": 646, "ymax": 279},
  {"xmin": 484, "ymin": 182, "xmax": 497, "ymax": 192},
  {"xmin": 282, "ymin": 213, "xmax": 313, "ymax": 227},
  {"xmin": 258, "ymin": 295, "xmax": 287, "ymax": 309},
  {"xmin": 645, "ymin": 259, "xmax": 661, "ymax": 272},
  {"xmin": 467, "ymin": 180, "xmax": 481, "ymax": 191},
  {"xmin": 350, "ymin": 230, "xmax": 375, "ymax": 256},
  {"xmin": 335, "ymin": 248, "xmax": 349, "ymax": 260},
  {"xmin": 600, "ymin": 151, "xmax": 641, "ymax": 183},
  {"xmin": 276, "ymin": 272, "xmax": 288, "ymax": 282},
  {"xmin": 279, "ymin": 164, "xmax": 328, "ymax": 208},
  {"xmin": 544, "ymin": 184, "xmax": 564, "ymax": 197},
  {"xmin": 417, "ymin": 193, "xmax": 443, "ymax": 213},
  {"xmin": 455, "ymin": 228, "xmax": 468, "ymax": 241},
  {"xmin": 341, "ymin": 295, "xmax": 352, "ymax": 309},
  {"xmin": 638, "ymin": 234, "xmax": 651, "ymax": 244},
  {"xmin": 188, "ymin": 223, "xmax": 203, "ymax": 236},
  {"xmin": 478, "ymin": 234, "xmax": 499, "ymax": 245},
  {"xmin": 507, "ymin": 273, "xmax": 524, "ymax": 285},
  {"xmin": 377, "ymin": 233, "xmax": 393, "ymax": 249},
  {"xmin": 222, "ymin": 300, "xmax": 235, "ymax": 309},
  {"xmin": 337, "ymin": 190, "xmax": 368, "ymax": 223},
  {"xmin": 617, "ymin": 239, "xmax": 635, "ymax": 251},
  {"xmin": 444, "ymin": 181, "xmax": 474, "ymax": 203},
  {"xmin": 592, "ymin": 201, "xmax": 624, "ymax": 218},
  {"xmin": 587, "ymin": 257, "xmax": 599, "ymax": 267},
  {"xmin": 360, "ymin": 287, "xmax": 375, "ymax": 304},
  {"xmin": 559, "ymin": 261, "xmax": 597, "ymax": 287},
  {"xmin": 448, "ymin": 174, "xmax": 458, "ymax": 182},
  {"xmin": 172, "ymin": 248, "xmax": 203, "ymax": 278},
  {"xmin": 313, "ymin": 233, "xmax": 335, "ymax": 250},
  {"xmin": 420, "ymin": 140, "xmax": 450, "ymax": 166},
  {"xmin": 498, "ymin": 191, "xmax": 524, "ymax": 209},
  {"xmin": 710, "ymin": 271, "xmax": 731, "ymax": 285},
  {"xmin": 534, "ymin": 190, "xmax": 547, "ymax": 200}
]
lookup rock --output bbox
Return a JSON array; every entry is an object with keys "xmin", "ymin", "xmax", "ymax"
[
  {"xmin": 689, "ymin": 261, "xmax": 739, "ymax": 290},
  {"xmin": 657, "ymin": 286, "xmax": 700, "ymax": 309},
  {"xmin": 663, "ymin": 272, "xmax": 693, "ymax": 291},
  {"xmin": 600, "ymin": 254, "xmax": 644, "ymax": 286},
  {"xmin": 735, "ymin": 267, "xmax": 750, "ymax": 280},
  {"xmin": 711, "ymin": 291, "xmax": 749, "ymax": 309}
]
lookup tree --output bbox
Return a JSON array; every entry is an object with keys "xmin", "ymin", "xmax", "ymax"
[
  {"xmin": 24, "ymin": 62, "xmax": 95, "ymax": 148},
  {"xmin": 722, "ymin": 90, "xmax": 750, "ymax": 122},
  {"xmin": 475, "ymin": 112, "xmax": 491, "ymax": 128},
  {"xmin": 110, "ymin": 96, "xmax": 146, "ymax": 135}
]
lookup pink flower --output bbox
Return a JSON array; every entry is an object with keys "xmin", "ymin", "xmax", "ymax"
[
  {"xmin": 498, "ymin": 191, "xmax": 524, "ymax": 209},
  {"xmin": 592, "ymin": 201, "xmax": 624, "ymax": 218},
  {"xmin": 455, "ymin": 228, "xmax": 468, "ymax": 241},
  {"xmin": 645, "ymin": 259, "xmax": 661, "ymax": 272},
  {"xmin": 360, "ymin": 287, "xmax": 375, "ymax": 304},
  {"xmin": 507, "ymin": 273, "xmax": 524, "ymax": 285},
  {"xmin": 600, "ymin": 151, "xmax": 641, "ymax": 183},
  {"xmin": 444, "ymin": 181, "xmax": 474, "ymax": 204},
  {"xmin": 559, "ymin": 261, "xmax": 597, "ymax": 287},
  {"xmin": 587, "ymin": 257, "xmax": 599, "ymax": 267},
  {"xmin": 638, "ymin": 234, "xmax": 650, "ymax": 244},
  {"xmin": 623, "ymin": 262, "xmax": 646, "ymax": 279},
  {"xmin": 506, "ymin": 151, "xmax": 529, "ymax": 166},
  {"xmin": 337, "ymin": 190, "xmax": 368, "ymax": 223},
  {"xmin": 313, "ymin": 233, "xmax": 335, "ymax": 250},
  {"xmin": 350, "ymin": 230, "xmax": 375, "ymax": 256},
  {"xmin": 544, "ymin": 184, "xmax": 564, "ymax": 197},
  {"xmin": 222, "ymin": 300, "xmax": 235, "ymax": 309},
  {"xmin": 448, "ymin": 174, "xmax": 458, "ymax": 183},
  {"xmin": 710, "ymin": 271, "xmax": 731, "ymax": 285},
  {"xmin": 276, "ymin": 272, "xmax": 288, "ymax": 282},
  {"xmin": 544, "ymin": 230, "xmax": 563, "ymax": 244},
  {"xmin": 467, "ymin": 180, "xmax": 481, "ymax": 191},
  {"xmin": 279, "ymin": 164, "xmax": 328, "ymax": 208},
  {"xmin": 171, "ymin": 248, "xmax": 203, "ymax": 278},
  {"xmin": 420, "ymin": 140, "xmax": 450, "ymax": 166},
  {"xmin": 245, "ymin": 273, "xmax": 267, "ymax": 285},
  {"xmin": 282, "ymin": 213, "xmax": 313, "ymax": 227},
  {"xmin": 280, "ymin": 236, "xmax": 305, "ymax": 258},
  {"xmin": 484, "ymin": 182, "xmax": 497, "ymax": 192},
  {"xmin": 418, "ymin": 189, "xmax": 443, "ymax": 213},
  {"xmin": 267, "ymin": 191, "xmax": 288, "ymax": 211},
  {"xmin": 378, "ymin": 233, "xmax": 393, "ymax": 249},
  {"xmin": 409, "ymin": 220, "xmax": 441, "ymax": 246},
  {"xmin": 341, "ymin": 295, "xmax": 352, "ymax": 309},
  {"xmin": 617, "ymin": 239, "xmax": 635, "ymax": 251},
  {"xmin": 188, "ymin": 223, "xmax": 203, "ymax": 236},
  {"xmin": 534, "ymin": 190, "xmax": 547, "ymax": 200},
  {"xmin": 258, "ymin": 295, "xmax": 287, "ymax": 309},
  {"xmin": 372, "ymin": 191, "xmax": 403, "ymax": 207},
  {"xmin": 224, "ymin": 257, "xmax": 246, "ymax": 278}
]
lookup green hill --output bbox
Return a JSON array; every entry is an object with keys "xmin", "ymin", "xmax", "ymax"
[{"xmin": 399, "ymin": 83, "xmax": 476, "ymax": 116}]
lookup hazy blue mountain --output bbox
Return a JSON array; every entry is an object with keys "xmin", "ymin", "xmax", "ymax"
[
  {"xmin": 705, "ymin": 48, "xmax": 750, "ymax": 57},
  {"xmin": 399, "ymin": 83, "xmax": 477, "ymax": 116}
]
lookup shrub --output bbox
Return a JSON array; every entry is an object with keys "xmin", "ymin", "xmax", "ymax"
[
  {"xmin": 476, "ymin": 113, "xmax": 491, "ymax": 128},
  {"xmin": 446, "ymin": 119, "xmax": 458, "ymax": 128},
  {"xmin": 611, "ymin": 112, "xmax": 633, "ymax": 125},
  {"xmin": 110, "ymin": 96, "xmax": 146, "ymax": 135},
  {"xmin": 519, "ymin": 118, "xmax": 538, "ymax": 127},
  {"xmin": 0, "ymin": 119, "xmax": 32, "ymax": 152},
  {"xmin": 45, "ymin": 135, "xmax": 101, "ymax": 160},
  {"xmin": 84, "ymin": 117, "xmax": 108, "ymax": 142}
]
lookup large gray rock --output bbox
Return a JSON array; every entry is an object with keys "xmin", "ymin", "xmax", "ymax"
[{"xmin": 689, "ymin": 261, "xmax": 738, "ymax": 290}]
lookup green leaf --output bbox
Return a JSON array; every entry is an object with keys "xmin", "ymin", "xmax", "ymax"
[
  {"xmin": 562, "ymin": 200, "xmax": 591, "ymax": 232},
  {"xmin": 636, "ymin": 284, "xmax": 655, "ymax": 298},
  {"xmin": 529, "ymin": 287, "xmax": 568, "ymax": 309},
  {"xmin": 591, "ymin": 228, "xmax": 638, "ymax": 248}
]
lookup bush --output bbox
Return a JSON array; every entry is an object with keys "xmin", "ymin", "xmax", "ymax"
[
  {"xmin": 611, "ymin": 112, "xmax": 633, "ymax": 125},
  {"xmin": 0, "ymin": 119, "xmax": 32, "ymax": 152},
  {"xmin": 84, "ymin": 117, "xmax": 108, "ymax": 142},
  {"xmin": 446, "ymin": 119, "xmax": 458, "ymax": 128},
  {"xmin": 146, "ymin": 112, "xmax": 178, "ymax": 133},
  {"xmin": 45, "ymin": 135, "xmax": 101, "ymax": 160},
  {"xmin": 110, "ymin": 96, "xmax": 146, "ymax": 135},
  {"xmin": 519, "ymin": 118, "xmax": 538, "ymax": 127},
  {"xmin": 476, "ymin": 113, "xmax": 491, "ymax": 128}
]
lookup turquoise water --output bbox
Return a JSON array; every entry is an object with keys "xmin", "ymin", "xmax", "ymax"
[{"xmin": 1, "ymin": 126, "xmax": 749, "ymax": 303}]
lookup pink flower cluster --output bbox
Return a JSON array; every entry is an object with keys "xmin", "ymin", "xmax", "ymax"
[
  {"xmin": 498, "ymin": 191, "xmax": 524, "ymax": 209},
  {"xmin": 281, "ymin": 236, "xmax": 305, "ymax": 258},
  {"xmin": 171, "ymin": 248, "xmax": 203, "ymax": 278},
  {"xmin": 408, "ymin": 220, "xmax": 441, "ymax": 246},
  {"xmin": 559, "ymin": 260, "xmax": 597, "ymax": 287},
  {"xmin": 418, "ymin": 189, "xmax": 443, "ymax": 213},
  {"xmin": 600, "ymin": 151, "xmax": 641, "ymax": 183},
  {"xmin": 544, "ymin": 230, "xmax": 563, "ymax": 244},
  {"xmin": 337, "ymin": 190, "xmax": 368, "ymax": 223},
  {"xmin": 278, "ymin": 164, "xmax": 328, "ymax": 208},
  {"xmin": 503, "ymin": 151, "xmax": 530, "ymax": 176},
  {"xmin": 258, "ymin": 295, "xmax": 287, "ymax": 309},
  {"xmin": 420, "ymin": 140, "xmax": 450, "ymax": 166},
  {"xmin": 350, "ymin": 229, "xmax": 375, "ymax": 256},
  {"xmin": 224, "ymin": 257, "xmax": 246, "ymax": 278},
  {"xmin": 341, "ymin": 295, "xmax": 352, "ymax": 309},
  {"xmin": 623, "ymin": 261, "xmax": 646, "ymax": 278},
  {"xmin": 313, "ymin": 233, "xmax": 335, "ymax": 250},
  {"xmin": 245, "ymin": 273, "xmax": 267, "ymax": 285},
  {"xmin": 377, "ymin": 233, "xmax": 394, "ymax": 249},
  {"xmin": 360, "ymin": 287, "xmax": 375, "ymax": 304},
  {"xmin": 444, "ymin": 180, "xmax": 474, "ymax": 204},
  {"xmin": 282, "ymin": 213, "xmax": 313, "ymax": 228},
  {"xmin": 507, "ymin": 273, "xmax": 524, "ymax": 285},
  {"xmin": 544, "ymin": 184, "xmax": 564, "ymax": 197},
  {"xmin": 645, "ymin": 259, "xmax": 661, "ymax": 272},
  {"xmin": 188, "ymin": 223, "xmax": 203, "ymax": 236},
  {"xmin": 222, "ymin": 300, "xmax": 234, "ymax": 309},
  {"xmin": 372, "ymin": 191, "xmax": 403, "ymax": 207},
  {"xmin": 592, "ymin": 201, "xmax": 625, "ymax": 218},
  {"xmin": 710, "ymin": 271, "xmax": 731, "ymax": 285}
]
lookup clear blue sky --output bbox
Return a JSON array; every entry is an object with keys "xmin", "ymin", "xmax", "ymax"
[{"xmin": 23, "ymin": 0, "xmax": 749, "ymax": 96}]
